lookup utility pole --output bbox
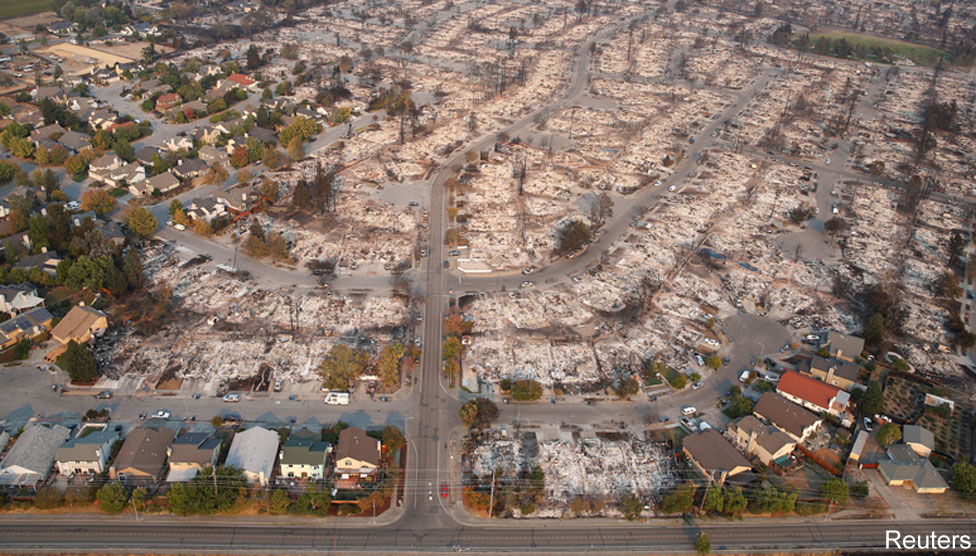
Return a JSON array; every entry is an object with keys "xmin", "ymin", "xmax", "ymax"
[
  {"xmin": 131, "ymin": 495, "xmax": 140, "ymax": 521},
  {"xmin": 212, "ymin": 466, "xmax": 218, "ymax": 497},
  {"xmin": 488, "ymin": 469, "xmax": 496, "ymax": 518}
]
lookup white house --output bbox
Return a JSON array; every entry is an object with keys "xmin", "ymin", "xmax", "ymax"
[{"xmin": 225, "ymin": 426, "xmax": 279, "ymax": 486}]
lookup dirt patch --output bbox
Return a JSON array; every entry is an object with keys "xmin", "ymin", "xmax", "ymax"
[
  {"xmin": 36, "ymin": 43, "xmax": 133, "ymax": 77},
  {"xmin": 155, "ymin": 363, "xmax": 183, "ymax": 390},
  {"xmin": 96, "ymin": 41, "xmax": 173, "ymax": 61}
]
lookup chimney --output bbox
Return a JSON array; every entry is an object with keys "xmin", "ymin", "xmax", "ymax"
[
  {"xmin": 826, "ymin": 365, "xmax": 835, "ymax": 384},
  {"xmin": 747, "ymin": 429, "xmax": 757, "ymax": 454},
  {"xmin": 79, "ymin": 301, "xmax": 85, "ymax": 307},
  {"xmin": 40, "ymin": 246, "xmax": 47, "ymax": 253}
]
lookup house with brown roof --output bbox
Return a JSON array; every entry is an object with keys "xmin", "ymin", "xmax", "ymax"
[
  {"xmin": 335, "ymin": 427, "xmax": 380, "ymax": 483},
  {"xmin": 682, "ymin": 429, "xmax": 751, "ymax": 484},
  {"xmin": 753, "ymin": 392, "xmax": 822, "ymax": 443},
  {"xmin": 727, "ymin": 415, "xmax": 796, "ymax": 466},
  {"xmin": 110, "ymin": 426, "xmax": 175, "ymax": 483},
  {"xmin": 155, "ymin": 92, "xmax": 182, "ymax": 112},
  {"xmin": 51, "ymin": 304, "xmax": 108, "ymax": 345}
]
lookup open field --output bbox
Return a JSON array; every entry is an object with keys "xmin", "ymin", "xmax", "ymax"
[
  {"xmin": 0, "ymin": 2, "xmax": 55, "ymax": 21},
  {"xmin": 807, "ymin": 30, "xmax": 947, "ymax": 66},
  {"xmin": 37, "ymin": 43, "xmax": 133, "ymax": 76}
]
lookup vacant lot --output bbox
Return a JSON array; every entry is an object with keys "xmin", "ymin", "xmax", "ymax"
[
  {"xmin": 0, "ymin": 2, "xmax": 55, "ymax": 20},
  {"xmin": 37, "ymin": 43, "xmax": 133, "ymax": 76},
  {"xmin": 807, "ymin": 30, "xmax": 947, "ymax": 66}
]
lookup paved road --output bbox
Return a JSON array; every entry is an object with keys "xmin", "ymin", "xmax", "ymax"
[{"xmin": 1, "ymin": 517, "xmax": 973, "ymax": 552}]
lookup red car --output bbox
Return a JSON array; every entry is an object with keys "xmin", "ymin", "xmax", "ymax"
[{"xmin": 440, "ymin": 484, "xmax": 449, "ymax": 498}]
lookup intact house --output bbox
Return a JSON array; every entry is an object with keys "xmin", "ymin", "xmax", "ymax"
[
  {"xmin": 160, "ymin": 135, "xmax": 193, "ymax": 153},
  {"xmin": 334, "ymin": 427, "xmax": 381, "ymax": 484},
  {"xmin": 225, "ymin": 426, "xmax": 279, "ymax": 486},
  {"xmin": 51, "ymin": 303, "xmax": 109, "ymax": 345},
  {"xmin": 57, "ymin": 131, "xmax": 91, "ymax": 153},
  {"xmin": 0, "ymin": 423, "xmax": 71, "ymax": 488},
  {"xmin": 727, "ymin": 415, "xmax": 796, "ymax": 466},
  {"xmin": 682, "ymin": 429, "xmax": 751, "ymax": 484},
  {"xmin": 776, "ymin": 371, "xmax": 853, "ymax": 427},
  {"xmin": 823, "ymin": 331, "xmax": 864, "ymax": 362},
  {"xmin": 155, "ymin": 92, "xmax": 182, "ymax": 113},
  {"xmin": 0, "ymin": 307, "xmax": 54, "ymax": 349},
  {"xmin": 13, "ymin": 251, "xmax": 61, "ymax": 276},
  {"xmin": 0, "ymin": 283, "xmax": 44, "ymax": 315},
  {"xmin": 95, "ymin": 161, "xmax": 146, "ymax": 188},
  {"xmin": 134, "ymin": 145, "xmax": 159, "ymax": 166},
  {"xmin": 218, "ymin": 189, "xmax": 256, "ymax": 215},
  {"xmin": 186, "ymin": 198, "xmax": 226, "ymax": 223},
  {"xmin": 753, "ymin": 392, "xmax": 822, "ymax": 443},
  {"xmin": 902, "ymin": 425, "xmax": 935, "ymax": 458},
  {"xmin": 878, "ymin": 444, "xmax": 948, "ymax": 494},
  {"xmin": 198, "ymin": 144, "xmax": 229, "ymax": 165},
  {"xmin": 131, "ymin": 171, "xmax": 180, "ymax": 197},
  {"xmin": 110, "ymin": 426, "xmax": 175, "ymax": 483},
  {"xmin": 222, "ymin": 72, "xmax": 259, "ymax": 92},
  {"xmin": 173, "ymin": 158, "xmax": 207, "ymax": 180},
  {"xmin": 279, "ymin": 429, "xmax": 331, "ymax": 481},
  {"xmin": 805, "ymin": 356, "xmax": 862, "ymax": 391},
  {"xmin": 166, "ymin": 432, "xmax": 222, "ymax": 482},
  {"xmin": 55, "ymin": 429, "xmax": 120, "ymax": 476},
  {"xmin": 88, "ymin": 153, "xmax": 123, "ymax": 183}
]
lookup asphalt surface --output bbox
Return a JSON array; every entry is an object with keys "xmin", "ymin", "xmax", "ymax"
[{"xmin": 1, "ymin": 517, "xmax": 973, "ymax": 552}]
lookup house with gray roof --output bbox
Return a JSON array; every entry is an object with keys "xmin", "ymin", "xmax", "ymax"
[
  {"xmin": 279, "ymin": 429, "xmax": 331, "ymax": 480},
  {"xmin": 166, "ymin": 431, "xmax": 221, "ymax": 482},
  {"xmin": 55, "ymin": 429, "xmax": 119, "ymax": 475},
  {"xmin": 878, "ymin": 444, "xmax": 948, "ymax": 494},
  {"xmin": 225, "ymin": 426, "xmax": 278, "ymax": 486},
  {"xmin": 0, "ymin": 422, "xmax": 71, "ymax": 487},
  {"xmin": 13, "ymin": 251, "xmax": 61, "ymax": 276},
  {"xmin": 0, "ymin": 283, "xmax": 43, "ymax": 315},
  {"xmin": 727, "ymin": 415, "xmax": 796, "ymax": 466},
  {"xmin": 824, "ymin": 330, "xmax": 864, "ymax": 362},
  {"xmin": 902, "ymin": 425, "xmax": 935, "ymax": 457},
  {"xmin": 682, "ymin": 429, "xmax": 751, "ymax": 484}
]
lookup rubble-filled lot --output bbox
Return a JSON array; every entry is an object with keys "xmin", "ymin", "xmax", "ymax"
[
  {"xmin": 104, "ymin": 245, "xmax": 408, "ymax": 391},
  {"xmin": 464, "ymin": 428, "xmax": 677, "ymax": 518}
]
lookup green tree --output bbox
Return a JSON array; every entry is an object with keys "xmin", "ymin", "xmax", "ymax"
[
  {"xmin": 511, "ymin": 379, "xmax": 543, "ymax": 401},
  {"xmin": 659, "ymin": 482, "xmax": 696, "ymax": 514},
  {"xmin": 951, "ymin": 461, "xmax": 976, "ymax": 493},
  {"xmin": 81, "ymin": 189, "xmax": 118, "ymax": 216},
  {"xmin": 96, "ymin": 482, "xmax": 129, "ymax": 513},
  {"xmin": 859, "ymin": 382, "xmax": 884, "ymax": 416},
  {"xmin": 863, "ymin": 312, "xmax": 885, "ymax": 345},
  {"xmin": 820, "ymin": 477, "xmax": 849, "ymax": 506},
  {"xmin": 126, "ymin": 207, "xmax": 158, "ymax": 239},
  {"xmin": 876, "ymin": 422, "xmax": 901, "ymax": 445},
  {"xmin": 33, "ymin": 487, "xmax": 64, "ymax": 509},
  {"xmin": 614, "ymin": 376, "xmax": 639, "ymax": 398},
  {"xmin": 705, "ymin": 355, "xmax": 722, "ymax": 370},
  {"xmin": 56, "ymin": 340, "xmax": 97, "ymax": 382},
  {"xmin": 375, "ymin": 342, "xmax": 404, "ymax": 388},
  {"xmin": 381, "ymin": 425, "xmax": 405, "ymax": 453},
  {"xmin": 618, "ymin": 493, "xmax": 642, "ymax": 520},
  {"xmin": 694, "ymin": 532, "xmax": 711, "ymax": 555},
  {"xmin": 269, "ymin": 489, "xmax": 291, "ymax": 515},
  {"xmin": 295, "ymin": 489, "xmax": 331, "ymax": 516},
  {"xmin": 318, "ymin": 344, "xmax": 368, "ymax": 391},
  {"xmin": 554, "ymin": 219, "xmax": 591, "ymax": 256},
  {"xmin": 169, "ymin": 199, "xmax": 184, "ymax": 217},
  {"xmin": 458, "ymin": 398, "xmax": 498, "ymax": 429},
  {"xmin": 287, "ymin": 135, "xmax": 304, "ymax": 160},
  {"xmin": 670, "ymin": 373, "xmax": 687, "ymax": 389}
]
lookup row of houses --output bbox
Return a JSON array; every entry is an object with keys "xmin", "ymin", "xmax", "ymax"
[
  {"xmin": 0, "ymin": 422, "xmax": 382, "ymax": 490},
  {"xmin": 682, "ymin": 370, "xmax": 948, "ymax": 494}
]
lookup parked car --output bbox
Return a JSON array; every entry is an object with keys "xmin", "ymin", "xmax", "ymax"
[
  {"xmin": 520, "ymin": 281, "xmax": 534, "ymax": 288},
  {"xmin": 863, "ymin": 417, "xmax": 873, "ymax": 432},
  {"xmin": 739, "ymin": 370, "xmax": 751, "ymax": 383},
  {"xmin": 273, "ymin": 379, "xmax": 283, "ymax": 392},
  {"xmin": 668, "ymin": 185, "xmax": 676, "ymax": 192},
  {"xmin": 691, "ymin": 381, "xmax": 704, "ymax": 390},
  {"xmin": 804, "ymin": 333, "xmax": 820, "ymax": 341},
  {"xmin": 681, "ymin": 406, "xmax": 697, "ymax": 416},
  {"xmin": 151, "ymin": 410, "xmax": 170, "ymax": 419},
  {"xmin": 222, "ymin": 393, "xmax": 241, "ymax": 403},
  {"xmin": 441, "ymin": 484, "xmax": 449, "ymax": 498},
  {"xmin": 174, "ymin": 223, "xmax": 186, "ymax": 231},
  {"xmin": 94, "ymin": 391, "xmax": 113, "ymax": 399}
]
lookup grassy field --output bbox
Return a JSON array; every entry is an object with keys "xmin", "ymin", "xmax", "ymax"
[
  {"xmin": 0, "ymin": 0, "xmax": 54, "ymax": 20},
  {"xmin": 807, "ymin": 30, "xmax": 946, "ymax": 66}
]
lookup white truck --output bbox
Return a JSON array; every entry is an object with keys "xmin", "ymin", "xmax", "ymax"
[{"xmin": 324, "ymin": 392, "xmax": 350, "ymax": 405}]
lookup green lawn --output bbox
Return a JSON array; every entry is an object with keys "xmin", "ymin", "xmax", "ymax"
[
  {"xmin": 806, "ymin": 30, "xmax": 947, "ymax": 67},
  {"xmin": 0, "ymin": 0, "xmax": 54, "ymax": 20}
]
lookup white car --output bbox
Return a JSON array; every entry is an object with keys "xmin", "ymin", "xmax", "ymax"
[
  {"xmin": 654, "ymin": 180, "xmax": 662, "ymax": 187},
  {"xmin": 681, "ymin": 406, "xmax": 697, "ymax": 416},
  {"xmin": 804, "ymin": 333, "xmax": 820, "ymax": 341},
  {"xmin": 824, "ymin": 158, "xmax": 831, "ymax": 164},
  {"xmin": 66, "ymin": 201, "xmax": 81, "ymax": 210},
  {"xmin": 222, "ymin": 393, "xmax": 241, "ymax": 403},
  {"xmin": 520, "ymin": 281, "xmax": 534, "ymax": 288},
  {"xmin": 668, "ymin": 185, "xmax": 676, "ymax": 192},
  {"xmin": 151, "ymin": 410, "xmax": 170, "ymax": 419},
  {"xmin": 691, "ymin": 381, "xmax": 704, "ymax": 390},
  {"xmin": 174, "ymin": 223, "xmax": 186, "ymax": 231}
]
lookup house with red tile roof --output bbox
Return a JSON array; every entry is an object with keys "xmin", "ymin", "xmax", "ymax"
[
  {"xmin": 224, "ymin": 72, "xmax": 258, "ymax": 91},
  {"xmin": 776, "ymin": 370, "xmax": 853, "ymax": 426}
]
